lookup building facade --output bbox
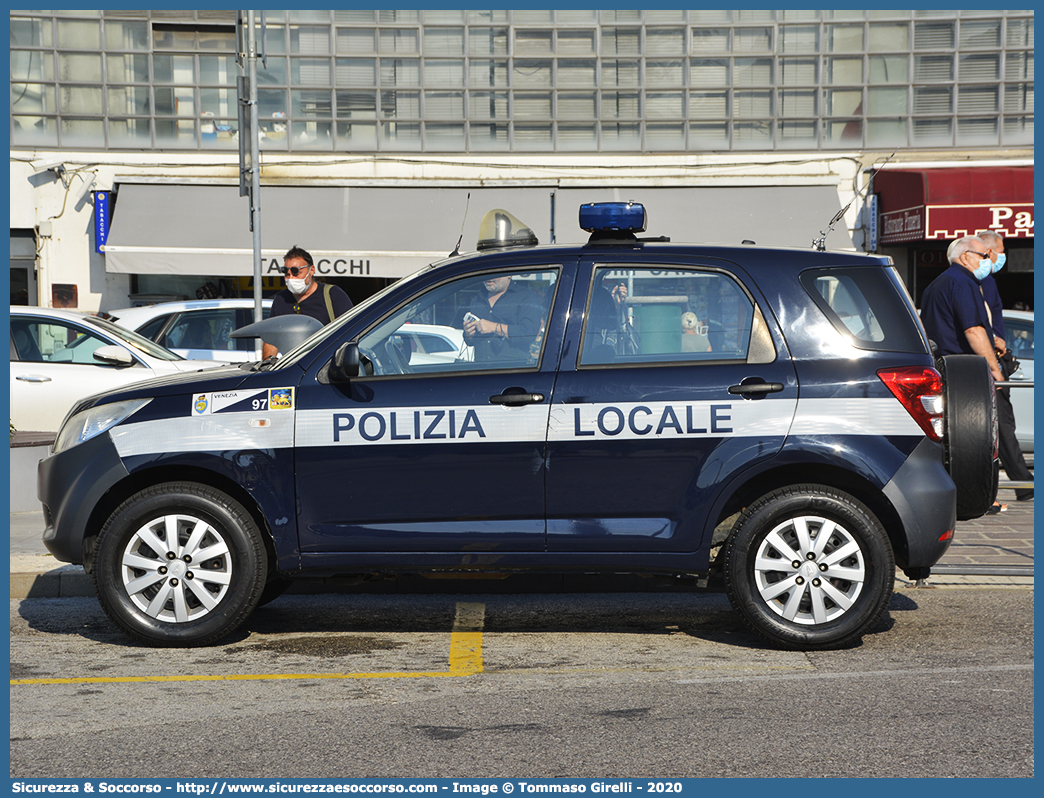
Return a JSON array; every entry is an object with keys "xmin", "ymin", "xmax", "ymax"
[{"xmin": 9, "ymin": 9, "xmax": 1034, "ymax": 312}]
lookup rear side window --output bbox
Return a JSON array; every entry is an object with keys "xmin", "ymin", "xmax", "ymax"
[
  {"xmin": 800, "ymin": 266, "xmax": 924, "ymax": 353},
  {"xmin": 581, "ymin": 266, "xmax": 774, "ymax": 366}
]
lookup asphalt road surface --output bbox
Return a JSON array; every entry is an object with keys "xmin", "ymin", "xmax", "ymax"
[{"xmin": 10, "ymin": 587, "xmax": 1034, "ymax": 779}]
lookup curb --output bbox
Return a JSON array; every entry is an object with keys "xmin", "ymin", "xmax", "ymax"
[{"xmin": 10, "ymin": 566, "xmax": 97, "ymax": 599}]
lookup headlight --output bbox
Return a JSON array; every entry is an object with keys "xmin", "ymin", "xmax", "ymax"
[{"xmin": 53, "ymin": 398, "xmax": 152, "ymax": 454}]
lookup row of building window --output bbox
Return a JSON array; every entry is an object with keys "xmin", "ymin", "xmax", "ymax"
[
  {"xmin": 11, "ymin": 17, "xmax": 1035, "ymax": 55},
  {"xmin": 12, "ymin": 53, "xmax": 1036, "ymax": 87},
  {"xmin": 10, "ymin": 11, "xmax": 1034, "ymax": 152},
  {"xmin": 16, "ymin": 85, "xmax": 1033, "ymax": 119},
  {"xmin": 15, "ymin": 116, "xmax": 1032, "ymax": 152},
  {"xmin": 10, "ymin": 9, "xmax": 1036, "ymax": 23}
]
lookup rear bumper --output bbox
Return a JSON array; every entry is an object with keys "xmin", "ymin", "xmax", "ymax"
[{"xmin": 883, "ymin": 437, "xmax": 956, "ymax": 577}]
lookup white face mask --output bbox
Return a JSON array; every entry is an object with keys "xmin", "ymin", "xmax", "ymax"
[{"xmin": 286, "ymin": 277, "xmax": 309, "ymax": 295}]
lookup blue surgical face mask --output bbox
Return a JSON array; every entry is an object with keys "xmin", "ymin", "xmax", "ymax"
[
  {"xmin": 991, "ymin": 253, "xmax": 1007, "ymax": 273},
  {"xmin": 973, "ymin": 258, "xmax": 993, "ymax": 281}
]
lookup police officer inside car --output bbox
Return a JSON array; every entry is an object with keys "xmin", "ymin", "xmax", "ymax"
[
  {"xmin": 262, "ymin": 245, "xmax": 353, "ymax": 358},
  {"xmin": 462, "ymin": 274, "xmax": 542, "ymax": 362}
]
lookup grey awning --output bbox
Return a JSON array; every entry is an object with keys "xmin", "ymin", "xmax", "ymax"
[
  {"xmin": 102, "ymin": 183, "xmax": 851, "ymax": 278},
  {"xmin": 552, "ymin": 185, "xmax": 853, "ymax": 249},
  {"xmin": 102, "ymin": 184, "xmax": 450, "ymax": 278}
]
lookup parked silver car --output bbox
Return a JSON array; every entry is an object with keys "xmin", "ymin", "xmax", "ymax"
[
  {"xmin": 1003, "ymin": 309, "xmax": 1033, "ymax": 456},
  {"xmin": 105, "ymin": 298, "xmax": 273, "ymax": 363},
  {"xmin": 10, "ymin": 306, "xmax": 222, "ymax": 432}
]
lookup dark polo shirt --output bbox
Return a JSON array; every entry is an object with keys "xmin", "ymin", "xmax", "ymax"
[
  {"xmin": 466, "ymin": 282, "xmax": 542, "ymax": 362},
  {"xmin": 271, "ymin": 283, "xmax": 354, "ymax": 326},
  {"xmin": 919, "ymin": 263, "xmax": 991, "ymax": 356}
]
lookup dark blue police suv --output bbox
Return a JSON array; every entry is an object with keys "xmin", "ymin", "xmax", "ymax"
[{"xmin": 39, "ymin": 202, "xmax": 996, "ymax": 650}]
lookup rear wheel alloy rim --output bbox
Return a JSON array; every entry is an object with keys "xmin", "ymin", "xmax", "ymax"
[
  {"xmin": 753, "ymin": 515, "xmax": 866, "ymax": 626},
  {"xmin": 120, "ymin": 514, "xmax": 232, "ymax": 623}
]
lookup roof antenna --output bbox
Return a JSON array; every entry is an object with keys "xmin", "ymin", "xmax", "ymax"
[
  {"xmin": 449, "ymin": 192, "xmax": 471, "ymax": 257},
  {"xmin": 813, "ymin": 150, "xmax": 896, "ymax": 252}
]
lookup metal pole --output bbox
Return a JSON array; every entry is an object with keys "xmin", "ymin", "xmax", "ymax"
[
  {"xmin": 247, "ymin": 11, "xmax": 263, "ymax": 334},
  {"xmin": 549, "ymin": 191, "xmax": 555, "ymax": 244}
]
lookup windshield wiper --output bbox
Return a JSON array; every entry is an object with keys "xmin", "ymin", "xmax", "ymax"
[{"xmin": 249, "ymin": 355, "xmax": 280, "ymax": 372}]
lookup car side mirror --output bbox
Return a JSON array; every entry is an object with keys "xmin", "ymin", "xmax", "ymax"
[
  {"xmin": 93, "ymin": 344, "xmax": 134, "ymax": 367},
  {"xmin": 330, "ymin": 341, "xmax": 360, "ymax": 382},
  {"xmin": 230, "ymin": 314, "xmax": 323, "ymax": 353}
]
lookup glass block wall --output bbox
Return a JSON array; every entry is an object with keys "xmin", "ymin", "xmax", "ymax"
[{"xmin": 9, "ymin": 9, "xmax": 1034, "ymax": 152}]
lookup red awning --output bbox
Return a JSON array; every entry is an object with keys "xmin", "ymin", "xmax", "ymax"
[{"xmin": 874, "ymin": 166, "xmax": 1034, "ymax": 244}]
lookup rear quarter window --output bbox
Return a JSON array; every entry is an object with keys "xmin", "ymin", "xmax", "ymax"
[
  {"xmin": 800, "ymin": 265, "xmax": 924, "ymax": 353},
  {"xmin": 136, "ymin": 315, "xmax": 171, "ymax": 342}
]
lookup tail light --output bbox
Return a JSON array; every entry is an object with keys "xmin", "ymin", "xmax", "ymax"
[{"xmin": 877, "ymin": 367, "xmax": 945, "ymax": 441}]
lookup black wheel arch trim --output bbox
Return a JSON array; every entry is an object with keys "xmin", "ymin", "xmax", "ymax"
[{"xmin": 704, "ymin": 438, "xmax": 951, "ymax": 576}]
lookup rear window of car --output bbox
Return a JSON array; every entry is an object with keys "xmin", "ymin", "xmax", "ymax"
[{"xmin": 800, "ymin": 265, "xmax": 925, "ymax": 353}]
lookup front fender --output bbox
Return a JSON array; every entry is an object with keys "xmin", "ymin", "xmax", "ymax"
[{"xmin": 119, "ymin": 448, "xmax": 300, "ymax": 566}]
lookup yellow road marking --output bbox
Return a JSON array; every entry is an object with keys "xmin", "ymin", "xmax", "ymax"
[
  {"xmin": 447, "ymin": 601, "xmax": 485, "ymax": 676},
  {"xmin": 11, "ymin": 602, "xmax": 486, "ymax": 686}
]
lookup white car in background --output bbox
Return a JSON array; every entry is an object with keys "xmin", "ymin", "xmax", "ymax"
[
  {"xmin": 395, "ymin": 322, "xmax": 469, "ymax": 363},
  {"xmin": 105, "ymin": 298, "xmax": 273, "ymax": 363},
  {"xmin": 1003, "ymin": 309, "xmax": 1033, "ymax": 457},
  {"xmin": 10, "ymin": 306, "xmax": 224, "ymax": 432}
]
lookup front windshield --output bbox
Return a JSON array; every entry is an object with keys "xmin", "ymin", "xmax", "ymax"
[
  {"xmin": 271, "ymin": 266, "xmax": 433, "ymax": 368},
  {"xmin": 84, "ymin": 315, "xmax": 185, "ymax": 361}
]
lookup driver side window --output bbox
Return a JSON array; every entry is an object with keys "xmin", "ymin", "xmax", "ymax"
[
  {"xmin": 12, "ymin": 319, "xmax": 110, "ymax": 365},
  {"xmin": 357, "ymin": 268, "xmax": 559, "ymax": 377}
]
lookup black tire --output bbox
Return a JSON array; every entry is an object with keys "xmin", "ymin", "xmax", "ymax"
[
  {"xmin": 257, "ymin": 576, "xmax": 294, "ymax": 608},
  {"xmin": 93, "ymin": 482, "xmax": 268, "ymax": 647},
  {"xmin": 724, "ymin": 485, "xmax": 894, "ymax": 650},
  {"xmin": 938, "ymin": 354, "xmax": 998, "ymax": 520}
]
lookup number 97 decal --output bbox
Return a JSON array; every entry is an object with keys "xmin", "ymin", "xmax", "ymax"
[{"xmin": 192, "ymin": 388, "xmax": 294, "ymax": 415}]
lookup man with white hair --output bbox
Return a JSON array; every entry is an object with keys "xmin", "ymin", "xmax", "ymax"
[
  {"xmin": 921, "ymin": 235, "xmax": 1004, "ymax": 384},
  {"xmin": 922, "ymin": 236, "xmax": 1014, "ymax": 513}
]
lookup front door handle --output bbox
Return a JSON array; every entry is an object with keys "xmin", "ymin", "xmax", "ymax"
[
  {"xmin": 490, "ymin": 391, "xmax": 545, "ymax": 406},
  {"xmin": 728, "ymin": 381, "xmax": 784, "ymax": 397},
  {"xmin": 16, "ymin": 374, "xmax": 52, "ymax": 383}
]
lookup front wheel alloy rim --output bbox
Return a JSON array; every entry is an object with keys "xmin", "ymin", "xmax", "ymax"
[
  {"xmin": 120, "ymin": 514, "xmax": 233, "ymax": 623},
  {"xmin": 753, "ymin": 515, "xmax": 866, "ymax": 626}
]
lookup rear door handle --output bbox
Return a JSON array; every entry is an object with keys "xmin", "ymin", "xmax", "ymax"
[
  {"xmin": 490, "ymin": 391, "xmax": 545, "ymax": 406},
  {"xmin": 728, "ymin": 381, "xmax": 784, "ymax": 396}
]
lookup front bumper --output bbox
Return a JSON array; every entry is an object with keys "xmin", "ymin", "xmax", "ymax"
[{"xmin": 39, "ymin": 433, "xmax": 129, "ymax": 564}]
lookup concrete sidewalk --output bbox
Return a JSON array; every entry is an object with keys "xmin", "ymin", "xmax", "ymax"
[{"xmin": 9, "ymin": 486, "xmax": 1033, "ymax": 599}]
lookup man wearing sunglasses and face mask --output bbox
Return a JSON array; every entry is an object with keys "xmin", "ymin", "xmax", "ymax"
[
  {"xmin": 921, "ymin": 236, "xmax": 1013, "ymax": 511},
  {"xmin": 262, "ymin": 245, "xmax": 353, "ymax": 358},
  {"xmin": 920, "ymin": 235, "xmax": 1005, "ymax": 384}
]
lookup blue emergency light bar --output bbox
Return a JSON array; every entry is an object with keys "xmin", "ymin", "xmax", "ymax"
[{"xmin": 579, "ymin": 202, "xmax": 647, "ymax": 234}]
